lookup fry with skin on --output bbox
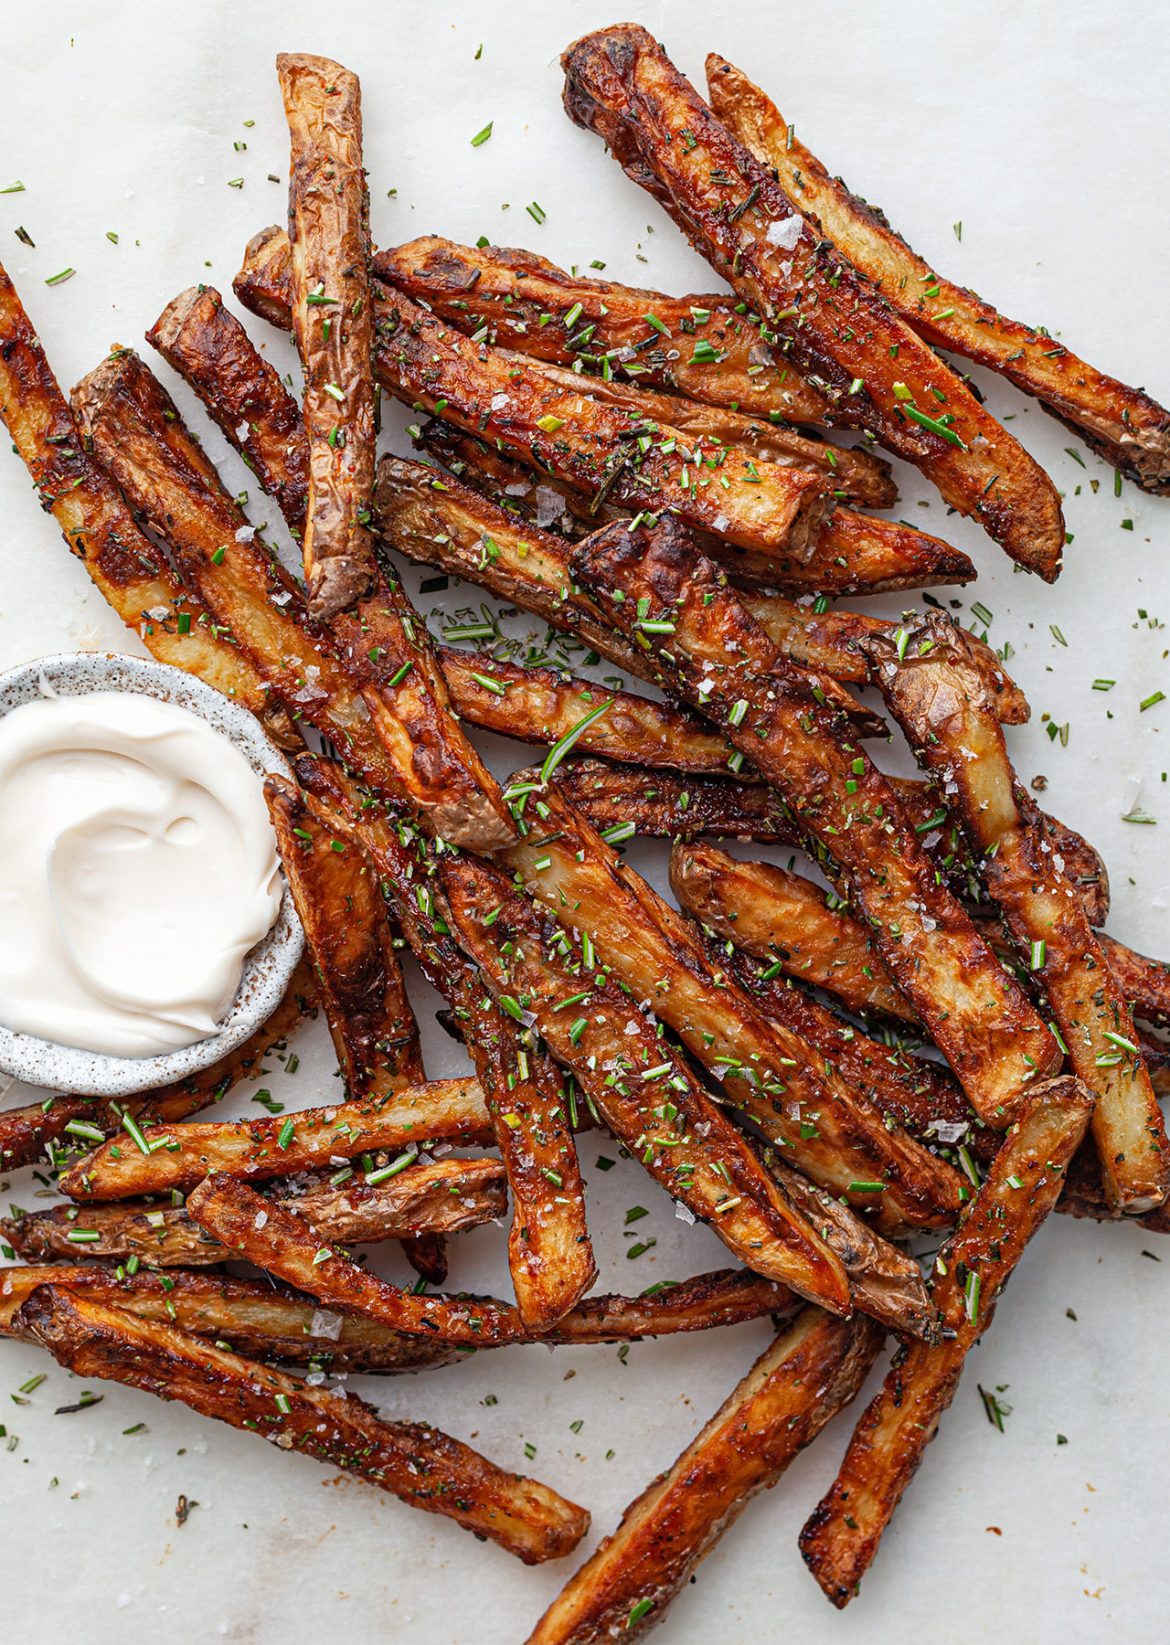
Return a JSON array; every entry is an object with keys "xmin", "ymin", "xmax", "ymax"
[
  {"xmin": 15, "ymin": 1285, "xmax": 586, "ymax": 1563},
  {"xmin": 0, "ymin": 263, "xmax": 294, "ymax": 747},
  {"xmin": 0, "ymin": 1266, "xmax": 800, "ymax": 1372},
  {"xmin": 707, "ymin": 55, "xmax": 1170, "ymax": 493},
  {"xmin": 4, "ymin": 1157, "xmax": 508, "ymax": 1268},
  {"xmin": 59, "ymin": 1076, "xmax": 492, "ymax": 1201},
  {"xmin": 187, "ymin": 1172, "xmax": 523, "ymax": 1346},
  {"xmin": 267, "ymin": 777, "xmax": 423, "ymax": 1092},
  {"xmin": 502, "ymin": 778, "xmax": 964, "ymax": 1237},
  {"xmin": 374, "ymin": 233, "xmax": 832, "ymax": 423},
  {"xmin": 799, "ymin": 1076, "xmax": 1093, "ymax": 1605},
  {"xmin": 277, "ymin": 52, "xmax": 377, "ymax": 618},
  {"xmin": 291, "ymin": 757, "xmax": 596, "ymax": 1330},
  {"xmin": 866, "ymin": 614, "xmax": 1168, "ymax": 1213},
  {"xmin": 570, "ymin": 518, "xmax": 1060, "ymax": 1122},
  {"xmin": 560, "ymin": 24, "xmax": 1066, "ymax": 579},
  {"xmin": 526, "ymin": 1307, "xmax": 884, "ymax": 1643},
  {"xmin": 437, "ymin": 848, "xmax": 852, "ymax": 1315},
  {"xmin": 147, "ymin": 285, "xmax": 310, "ymax": 531},
  {"xmin": 0, "ymin": 957, "xmax": 315, "ymax": 1173}
]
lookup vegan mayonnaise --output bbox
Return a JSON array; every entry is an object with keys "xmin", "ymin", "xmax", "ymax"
[{"xmin": 0, "ymin": 691, "xmax": 282, "ymax": 1057}]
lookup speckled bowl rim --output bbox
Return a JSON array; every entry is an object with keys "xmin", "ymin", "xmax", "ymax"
[{"xmin": 0, "ymin": 652, "xmax": 304, "ymax": 1097}]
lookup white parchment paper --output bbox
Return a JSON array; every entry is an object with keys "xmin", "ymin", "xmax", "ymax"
[{"xmin": 1, "ymin": 3, "xmax": 1169, "ymax": 1641}]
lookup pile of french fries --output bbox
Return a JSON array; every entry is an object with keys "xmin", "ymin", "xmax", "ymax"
[{"xmin": 2, "ymin": 24, "xmax": 1169, "ymax": 1637}]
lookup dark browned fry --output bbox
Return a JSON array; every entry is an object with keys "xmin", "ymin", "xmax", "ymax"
[
  {"xmin": 561, "ymin": 25, "xmax": 1066, "ymax": 578},
  {"xmin": 0, "ymin": 1266, "xmax": 800, "ymax": 1371},
  {"xmin": 799, "ymin": 1077, "xmax": 1092, "ymax": 1605},
  {"xmin": 1100, "ymin": 935, "xmax": 1170, "ymax": 1029},
  {"xmin": 708, "ymin": 56, "xmax": 1170, "ymax": 493},
  {"xmin": 374, "ymin": 234, "xmax": 831, "ymax": 422},
  {"xmin": 437, "ymin": 849, "xmax": 853, "ymax": 1315},
  {"xmin": 5, "ymin": 1157, "xmax": 506, "ymax": 1267},
  {"xmin": 277, "ymin": 52, "xmax": 377, "ymax": 617},
  {"xmin": 570, "ymin": 519, "xmax": 1060, "ymax": 1122},
  {"xmin": 0, "ymin": 957, "xmax": 315, "ymax": 1173},
  {"xmin": 526, "ymin": 1307, "xmax": 884, "ymax": 1642},
  {"xmin": 59, "ymin": 1076, "xmax": 492, "ymax": 1201},
  {"xmin": 291, "ymin": 757, "xmax": 596, "ymax": 1330},
  {"xmin": 867, "ymin": 615, "xmax": 1168, "ymax": 1213},
  {"xmin": 267, "ymin": 776, "xmax": 423, "ymax": 1092},
  {"xmin": 502, "ymin": 778, "xmax": 963, "ymax": 1240},
  {"xmin": 187, "ymin": 1172, "xmax": 522, "ymax": 1346},
  {"xmin": 16, "ymin": 1285, "xmax": 586, "ymax": 1563},
  {"xmin": 0, "ymin": 263, "xmax": 292, "ymax": 746},
  {"xmin": 147, "ymin": 285, "xmax": 310, "ymax": 530},
  {"xmin": 72, "ymin": 348, "xmax": 514, "ymax": 848}
]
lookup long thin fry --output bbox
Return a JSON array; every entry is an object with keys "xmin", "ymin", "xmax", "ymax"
[
  {"xmin": 799, "ymin": 1076, "xmax": 1092, "ymax": 1605},
  {"xmin": 15, "ymin": 1285, "xmax": 586, "ymax": 1563},
  {"xmin": 570, "ymin": 518, "xmax": 1060, "ymax": 1122},
  {"xmin": 560, "ymin": 25, "xmax": 1066, "ymax": 578},
  {"xmin": 59, "ymin": 1077, "xmax": 491, "ymax": 1201},
  {"xmin": 5, "ymin": 1157, "xmax": 507, "ymax": 1267},
  {"xmin": 708, "ymin": 55, "xmax": 1170, "ymax": 493},
  {"xmin": 867, "ymin": 615, "xmax": 1168, "ymax": 1213},
  {"xmin": 277, "ymin": 52, "xmax": 377, "ymax": 617},
  {"xmin": 526, "ymin": 1308, "xmax": 883, "ymax": 1642}
]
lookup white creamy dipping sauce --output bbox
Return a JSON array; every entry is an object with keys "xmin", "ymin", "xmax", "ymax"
[{"xmin": 0, "ymin": 690, "xmax": 282, "ymax": 1058}]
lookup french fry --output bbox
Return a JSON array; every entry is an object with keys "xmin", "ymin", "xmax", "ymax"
[
  {"xmin": 15, "ymin": 1285, "xmax": 586, "ymax": 1563},
  {"xmin": 0, "ymin": 957, "xmax": 315, "ymax": 1173},
  {"xmin": 560, "ymin": 25, "xmax": 1067, "ymax": 579},
  {"xmin": 374, "ymin": 234, "xmax": 832, "ymax": 422},
  {"xmin": 4, "ymin": 1157, "xmax": 507, "ymax": 1267},
  {"xmin": 73, "ymin": 346, "xmax": 515, "ymax": 848},
  {"xmin": 59, "ymin": 1076, "xmax": 492, "ymax": 1201},
  {"xmin": 276, "ymin": 52, "xmax": 377, "ymax": 617},
  {"xmin": 187, "ymin": 1172, "xmax": 522, "ymax": 1345},
  {"xmin": 501, "ymin": 778, "xmax": 963, "ymax": 1238},
  {"xmin": 0, "ymin": 1266, "xmax": 800, "ymax": 1371},
  {"xmin": 799, "ymin": 1076, "xmax": 1093, "ymax": 1605},
  {"xmin": 1100, "ymin": 935, "xmax": 1170, "ymax": 1029},
  {"xmin": 708, "ymin": 56, "xmax": 1170, "ymax": 494},
  {"xmin": 436, "ymin": 848, "xmax": 854, "ymax": 1315},
  {"xmin": 291, "ymin": 758, "xmax": 597, "ymax": 1330},
  {"xmin": 866, "ymin": 615, "xmax": 1168, "ymax": 1213},
  {"xmin": 0, "ymin": 263, "xmax": 293, "ymax": 747},
  {"xmin": 526, "ymin": 1307, "xmax": 884, "ymax": 1642},
  {"xmin": 147, "ymin": 284, "xmax": 310, "ymax": 531},
  {"xmin": 569, "ymin": 518, "xmax": 1060, "ymax": 1122}
]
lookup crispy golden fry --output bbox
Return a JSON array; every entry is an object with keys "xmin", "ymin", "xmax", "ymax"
[
  {"xmin": 1057, "ymin": 1140, "xmax": 1170, "ymax": 1233},
  {"xmin": 186, "ymin": 1172, "xmax": 523, "ymax": 1345},
  {"xmin": 276, "ymin": 52, "xmax": 377, "ymax": 617},
  {"xmin": 491, "ymin": 351, "xmax": 896, "ymax": 508},
  {"xmin": 0, "ymin": 957, "xmax": 315, "ymax": 1173},
  {"xmin": 867, "ymin": 615, "xmax": 1168, "ymax": 1213},
  {"xmin": 267, "ymin": 777, "xmax": 423, "ymax": 1092},
  {"xmin": 708, "ymin": 56, "xmax": 1170, "ymax": 493},
  {"xmin": 501, "ymin": 780, "xmax": 961, "ymax": 1239},
  {"xmin": 527, "ymin": 1307, "xmax": 883, "ymax": 1643},
  {"xmin": 5, "ymin": 1157, "xmax": 506, "ymax": 1267},
  {"xmin": 0, "ymin": 263, "xmax": 293, "ymax": 746},
  {"xmin": 147, "ymin": 285, "xmax": 310, "ymax": 531},
  {"xmin": 374, "ymin": 234, "xmax": 831, "ymax": 422},
  {"xmin": 0, "ymin": 1266, "xmax": 800, "ymax": 1371},
  {"xmin": 570, "ymin": 519, "xmax": 1060, "ymax": 1122},
  {"xmin": 411, "ymin": 422, "xmax": 974, "ymax": 597},
  {"xmin": 16, "ymin": 1285, "xmax": 585, "ymax": 1563},
  {"xmin": 561, "ymin": 25, "xmax": 1066, "ymax": 579},
  {"xmin": 292, "ymin": 758, "xmax": 597, "ymax": 1330},
  {"xmin": 73, "ymin": 348, "xmax": 514, "ymax": 848},
  {"xmin": 437, "ymin": 850, "xmax": 851, "ymax": 1314},
  {"xmin": 799, "ymin": 1077, "xmax": 1093, "ymax": 1605},
  {"xmin": 60, "ymin": 1076, "xmax": 491, "ymax": 1201},
  {"xmin": 1100, "ymin": 935, "xmax": 1170, "ymax": 1028}
]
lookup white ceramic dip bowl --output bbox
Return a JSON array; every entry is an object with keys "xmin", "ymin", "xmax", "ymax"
[{"xmin": 0, "ymin": 651, "xmax": 303, "ymax": 1096}]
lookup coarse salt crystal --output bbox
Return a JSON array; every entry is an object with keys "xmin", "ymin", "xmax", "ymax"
[{"xmin": 766, "ymin": 217, "xmax": 803, "ymax": 252}]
